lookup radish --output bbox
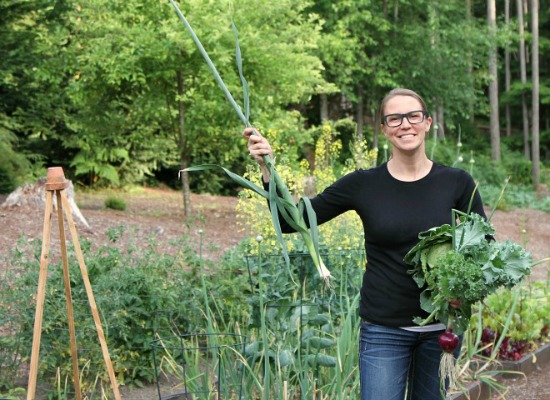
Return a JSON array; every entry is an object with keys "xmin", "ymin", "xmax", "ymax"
[
  {"xmin": 439, "ymin": 328, "xmax": 459, "ymax": 353},
  {"xmin": 438, "ymin": 326, "xmax": 459, "ymax": 389}
]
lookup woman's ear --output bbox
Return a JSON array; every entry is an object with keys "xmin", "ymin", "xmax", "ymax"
[{"xmin": 425, "ymin": 116, "xmax": 433, "ymax": 132}]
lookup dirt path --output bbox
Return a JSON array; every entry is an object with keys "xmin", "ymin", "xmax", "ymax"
[{"xmin": 1, "ymin": 188, "xmax": 548, "ymax": 280}]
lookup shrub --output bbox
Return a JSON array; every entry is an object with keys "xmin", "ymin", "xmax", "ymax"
[
  {"xmin": 0, "ymin": 165, "xmax": 16, "ymax": 194},
  {"xmin": 104, "ymin": 197, "xmax": 127, "ymax": 211}
]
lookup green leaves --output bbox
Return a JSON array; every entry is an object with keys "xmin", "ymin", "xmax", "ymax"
[
  {"xmin": 454, "ymin": 212, "xmax": 495, "ymax": 252},
  {"xmin": 481, "ymin": 241, "xmax": 532, "ymax": 286},
  {"xmin": 404, "ymin": 224, "xmax": 453, "ymax": 267}
]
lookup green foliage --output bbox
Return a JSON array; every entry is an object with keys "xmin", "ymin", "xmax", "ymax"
[
  {"xmin": 466, "ymin": 281, "xmax": 549, "ymax": 366},
  {"xmin": 479, "ymin": 282, "xmax": 549, "ymax": 345},
  {"xmin": 0, "ymin": 165, "xmax": 16, "ymax": 194},
  {"xmin": 1, "ymin": 0, "xmax": 549, "ymax": 192},
  {"xmin": 0, "ymin": 230, "xmax": 250, "ymax": 391},
  {"xmin": 0, "ymin": 387, "xmax": 26, "ymax": 400},
  {"xmin": 104, "ymin": 197, "xmax": 127, "ymax": 211},
  {"xmin": 426, "ymin": 129, "xmax": 550, "ymax": 212},
  {"xmin": 1, "ymin": 198, "xmax": 546, "ymax": 398},
  {"xmin": 71, "ymin": 148, "xmax": 130, "ymax": 187},
  {"xmin": 0, "ymin": 266, "xmax": 28, "ymax": 391},
  {"xmin": 0, "ymin": 124, "xmax": 33, "ymax": 192},
  {"xmin": 58, "ymin": 0, "xmax": 327, "ymax": 190},
  {"xmin": 240, "ymin": 246, "xmax": 363, "ymax": 398},
  {"xmin": 1, "ymin": 0, "xmax": 334, "ymax": 191}
]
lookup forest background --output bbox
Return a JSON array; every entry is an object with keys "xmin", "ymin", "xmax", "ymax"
[{"xmin": 0, "ymin": 0, "xmax": 549, "ymax": 208}]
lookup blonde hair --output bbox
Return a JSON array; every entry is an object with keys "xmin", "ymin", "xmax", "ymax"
[{"xmin": 378, "ymin": 88, "xmax": 429, "ymax": 124}]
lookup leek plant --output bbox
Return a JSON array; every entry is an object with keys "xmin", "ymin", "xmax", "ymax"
[
  {"xmin": 240, "ymin": 248, "xmax": 362, "ymax": 398},
  {"xmin": 158, "ymin": 247, "xmax": 362, "ymax": 398},
  {"xmin": 169, "ymin": 0, "xmax": 331, "ymax": 284},
  {"xmin": 145, "ymin": 242, "xmax": 365, "ymax": 398}
]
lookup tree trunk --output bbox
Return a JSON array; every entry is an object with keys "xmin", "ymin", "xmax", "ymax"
[
  {"xmin": 531, "ymin": 0, "xmax": 540, "ymax": 185},
  {"xmin": 177, "ymin": 68, "xmax": 191, "ymax": 216},
  {"xmin": 394, "ymin": 0, "xmax": 399, "ymax": 21},
  {"xmin": 356, "ymin": 87, "xmax": 364, "ymax": 138},
  {"xmin": 504, "ymin": 0, "xmax": 512, "ymax": 136},
  {"xmin": 517, "ymin": 0, "xmax": 530, "ymax": 159},
  {"xmin": 1, "ymin": 179, "xmax": 90, "ymax": 229},
  {"xmin": 488, "ymin": 0, "xmax": 501, "ymax": 161},
  {"xmin": 373, "ymin": 109, "xmax": 379, "ymax": 151},
  {"xmin": 437, "ymin": 104, "xmax": 445, "ymax": 139},
  {"xmin": 466, "ymin": 0, "xmax": 475, "ymax": 123},
  {"xmin": 320, "ymin": 93, "xmax": 328, "ymax": 122},
  {"xmin": 431, "ymin": 105, "xmax": 438, "ymax": 139}
]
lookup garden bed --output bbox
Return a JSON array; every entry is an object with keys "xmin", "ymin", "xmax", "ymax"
[
  {"xmin": 447, "ymin": 340, "xmax": 550, "ymax": 400},
  {"xmin": 497, "ymin": 340, "xmax": 550, "ymax": 377},
  {"xmin": 447, "ymin": 380, "xmax": 491, "ymax": 400},
  {"xmin": 1, "ymin": 190, "xmax": 549, "ymax": 399}
]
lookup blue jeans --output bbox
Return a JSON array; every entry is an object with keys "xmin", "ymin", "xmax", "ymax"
[{"xmin": 359, "ymin": 321, "xmax": 460, "ymax": 400}]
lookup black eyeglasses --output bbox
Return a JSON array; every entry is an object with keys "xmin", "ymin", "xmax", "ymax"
[{"xmin": 382, "ymin": 110, "xmax": 429, "ymax": 127}]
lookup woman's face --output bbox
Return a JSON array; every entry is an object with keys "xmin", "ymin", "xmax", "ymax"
[{"xmin": 381, "ymin": 95, "xmax": 432, "ymax": 155}]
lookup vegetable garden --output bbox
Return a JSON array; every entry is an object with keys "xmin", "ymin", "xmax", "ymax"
[{"xmin": 0, "ymin": 131, "xmax": 549, "ymax": 399}]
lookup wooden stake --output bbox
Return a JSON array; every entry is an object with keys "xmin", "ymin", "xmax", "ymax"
[
  {"xmin": 57, "ymin": 190, "xmax": 82, "ymax": 400},
  {"xmin": 27, "ymin": 190, "xmax": 53, "ymax": 400},
  {"xmin": 61, "ymin": 190, "xmax": 121, "ymax": 400}
]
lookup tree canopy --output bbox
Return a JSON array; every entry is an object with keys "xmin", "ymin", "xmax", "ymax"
[{"xmin": 1, "ymin": 0, "xmax": 548, "ymax": 193}]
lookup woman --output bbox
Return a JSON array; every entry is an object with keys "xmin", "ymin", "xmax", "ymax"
[{"xmin": 244, "ymin": 88, "xmax": 486, "ymax": 400}]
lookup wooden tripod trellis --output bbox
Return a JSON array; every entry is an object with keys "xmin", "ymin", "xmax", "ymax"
[{"xmin": 27, "ymin": 167, "xmax": 121, "ymax": 400}]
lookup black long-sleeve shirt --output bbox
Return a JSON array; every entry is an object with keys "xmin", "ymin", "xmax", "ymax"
[{"xmin": 269, "ymin": 162, "xmax": 486, "ymax": 327}]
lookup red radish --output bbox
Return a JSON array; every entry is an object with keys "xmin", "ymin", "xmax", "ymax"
[
  {"xmin": 438, "ymin": 328, "xmax": 459, "ymax": 353},
  {"xmin": 438, "ymin": 327, "xmax": 460, "ymax": 390}
]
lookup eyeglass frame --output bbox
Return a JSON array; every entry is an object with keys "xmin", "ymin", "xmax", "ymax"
[{"xmin": 381, "ymin": 110, "xmax": 430, "ymax": 127}]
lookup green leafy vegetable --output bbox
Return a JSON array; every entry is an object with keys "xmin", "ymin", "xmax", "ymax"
[{"xmin": 404, "ymin": 211, "xmax": 533, "ymax": 335}]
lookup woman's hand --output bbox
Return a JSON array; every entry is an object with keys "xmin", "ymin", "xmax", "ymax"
[
  {"xmin": 244, "ymin": 128, "xmax": 273, "ymax": 164},
  {"xmin": 243, "ymin": 127, "xmax": 273, "ymax": 182}
]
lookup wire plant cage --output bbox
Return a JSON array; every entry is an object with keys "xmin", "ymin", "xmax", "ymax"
[{"xmin": 151, "ymin": 333, "xmax": 247, "ymax": 400}]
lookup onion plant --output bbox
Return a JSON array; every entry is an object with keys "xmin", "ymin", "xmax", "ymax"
[{"xmin": 169, "ymin": 0, "xmax": 331, "ymax": 284}]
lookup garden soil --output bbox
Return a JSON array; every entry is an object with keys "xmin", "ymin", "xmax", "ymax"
[{"xmin": 1, "ymin": 188, "xmax": 549, "ymax": 399}]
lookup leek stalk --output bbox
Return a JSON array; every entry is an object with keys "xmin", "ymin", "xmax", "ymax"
[{"xmin": 169, "ymin": 0, "xmax": 330, "ymax": 283}]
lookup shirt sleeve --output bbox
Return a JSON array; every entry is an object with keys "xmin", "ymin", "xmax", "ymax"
[{"xmin": 262, "ymin": 170, "xmax": 361, "ymax": 233}]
